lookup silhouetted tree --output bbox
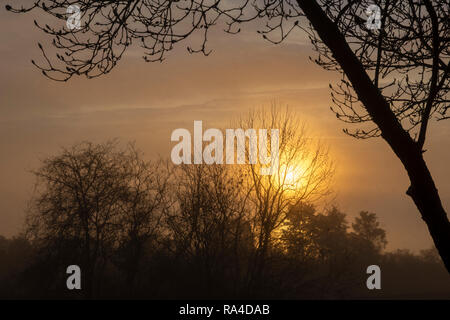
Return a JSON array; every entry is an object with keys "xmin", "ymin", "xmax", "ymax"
[
  {"xmin": 237, "ymin": 106, "xmax": 335, "ymax": 293},
  {"xmin": 280, "ymin": 205, "xmax": 389, "ymax": 298},
  {"xmin": 296, "ymin": 0, "xmax": 450, "ymax": 272},
  {"xmin": 112, "ymin": 147, "xmax": 170, "ymax": 296},
  {"xmin": 352, "ymin": 211, "xmax": 387, "ymax": 253},
  {"xmin": 2, "ymin": 199, "xmax": 450, "ymax": 298},
  {"xmin": 166, "ymin": 163, "xmax": 252, "ymax": 297},
  {"xmin": 26, "ymin": 141, "xmax": 168, "ymax": 298},
  {"xmin": 9, "ymin": 0, "xmax": 449, "ymax": 272},
  {"xmin": 281, "ymin": 202, "xmax": 318, "ymax": 264}
]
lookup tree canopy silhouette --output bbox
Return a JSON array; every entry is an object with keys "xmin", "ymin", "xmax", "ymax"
[
  {"xmin": 2, "ymin": 139, "xmax": 449, "ymax": 299},
  {"xmin": 7, "ymin": 0, "xmax": 450, "ymax": 272},
  {"xmin": 26, "ymin": 141, "xmax": 170, "ymax": 298}
]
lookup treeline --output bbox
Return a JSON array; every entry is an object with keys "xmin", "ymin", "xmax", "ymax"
[{"xmin": 0, "ymin": 140, "xmax": 449, "ymax": 299}]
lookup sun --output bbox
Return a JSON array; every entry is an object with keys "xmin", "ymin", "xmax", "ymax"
[
  {"xmin": 278, "ymin": 163, "xmax": 305, "ymax": 190},
  {"xmin": 285, "ymin": 167, "xmax": 297, "ymax": 185}
]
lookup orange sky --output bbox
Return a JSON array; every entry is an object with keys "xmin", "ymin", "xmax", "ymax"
[{"xmin": 1, "ymin": 9, "xmax": 449, "ymax": 252}]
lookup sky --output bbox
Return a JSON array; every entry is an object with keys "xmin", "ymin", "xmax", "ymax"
[{"xmin": 1, "ymin": 7, "xmax": 449, "ymax": 252}]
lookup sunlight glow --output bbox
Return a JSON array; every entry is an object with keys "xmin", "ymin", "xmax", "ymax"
[{"xmin": 278, "ymin": 162, "xmax": 305, "ymax": 191}]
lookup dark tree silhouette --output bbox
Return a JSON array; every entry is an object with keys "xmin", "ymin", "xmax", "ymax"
[
  {"xmin": 280, "ymin": 204, "xmax": 386, "ymax": 298},
  {"xmin": 112, "ymin": 148, "xmax": 170, "ymax": 295},
  {"xmin": 166, "ymin": 163, "xmax": 252, "ymax": 297},
  {"xmin": 352, "ymin": 211, "xmax": 387, "ymax": 253},
  {"xmin": 236, "ymin": 106, "xmax": 335, "ymax": 292},
  {"xmin": 26, "ymin": 141, "xmax": 169, "ymax": 298},
  {"xmin": 1, "ymin": 139, "xmax": 450, "ymax": 298},
  {"xmin": 26, "ymin": 141, "xmax": 131, "ymax": 298},
  {"xmin": 295, "ymin": 0, "xmax": 450, "ymax": 273},
  {"xmin": 7, "ymin": 0, "xmax": 450, "ymax": 272}
]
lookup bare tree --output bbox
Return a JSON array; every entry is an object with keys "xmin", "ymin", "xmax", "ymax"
[
  {"xmin": 26, "ymin": 140, "xmax": 168, "ymax": 298},
  {"xmin": 26, "ymin": 141, "xmax": 130, "ymax": 298},
  {"xmin": 8, "ymin": 0, "xmax": 450, "ymax": 271},
  {"xmin": 295, "ymin": 0, "xmax": 450, "ymax": 272},
  {"xmin": 235, "ymin": 106, "xmax": 335, "ymax": 292},
  {"xmin": 166, "ymin": 163, "xmax": 252, "ymax": 296},
  {"xmin": 113, "ymin": 146, "xmax": 170, "ymax": 295}
]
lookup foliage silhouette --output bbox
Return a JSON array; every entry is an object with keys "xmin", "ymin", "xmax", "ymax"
[{"xmin": 0, "ymin": 140, "xmax": 449, "ymax": 299}]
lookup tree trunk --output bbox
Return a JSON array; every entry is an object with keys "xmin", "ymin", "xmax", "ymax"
[
  {"xmin": 297, "ymin": 0, "xmax": 450, "ymax": 273},
  {"xmin": 405, "ymin": 155, "xmax": 450, "ymax": 272}
]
